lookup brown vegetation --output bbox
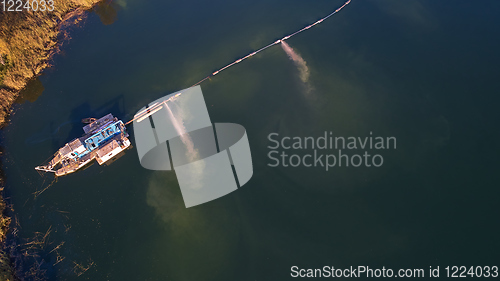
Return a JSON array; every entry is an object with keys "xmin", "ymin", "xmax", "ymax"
[
  {"xmin": 0, "ymin": 0, "xmax": 102, "ymax": 279},
  {"xmin": 0, "ymin": 0, "xmax": 102, "ymax": 125}
]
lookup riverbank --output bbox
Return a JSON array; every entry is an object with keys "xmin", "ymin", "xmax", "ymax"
[{"xmin": 0, "ymin": 1, "xmax": 102, "ymax": 279}]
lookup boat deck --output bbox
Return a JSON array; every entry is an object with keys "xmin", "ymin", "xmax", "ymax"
[{"xmin": 36, "ymin": 114, "xmax": 131, "ymax": 176}]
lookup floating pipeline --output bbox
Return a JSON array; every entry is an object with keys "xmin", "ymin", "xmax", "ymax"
[
  {"xmin": 126, "ymin": 0, "xmax": 352, "ymax": 126},
  {"xmin": 190, "ymin": 0, "xmax": 352, "ymax": 87}
]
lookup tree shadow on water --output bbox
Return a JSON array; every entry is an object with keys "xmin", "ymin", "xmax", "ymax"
[
  {"xmin": 14, "ymin": 77, "xmax": 44, "ymax": 104},
  {"xmin": 57, "ymin": 94, "xmax": 127, "ymax": 149},
  {"xmin": 93, "ymin": 0, "xmax": 119, "ymax": 26}
]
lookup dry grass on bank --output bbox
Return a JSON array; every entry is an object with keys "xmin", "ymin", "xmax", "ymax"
[
  {"xmin": 0, "ymin": 0, "xmax": 101, "ymax": 125},
  {"xmin": 0, "ymin": 1, "xmax": 102, "ymax": 279}
]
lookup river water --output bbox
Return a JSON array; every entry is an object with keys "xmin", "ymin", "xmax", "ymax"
[{"xmin": 2, "ymin": 0, "xmax": 500, "ymax": 280}]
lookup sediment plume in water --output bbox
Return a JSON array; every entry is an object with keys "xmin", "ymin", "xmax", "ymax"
[
  {"xmin": 190, "ymin": 0, "xmax": 351, "ymax": 87},
  {"xmin": 165, "ymin": 103, "xmax": 199, "ymax": 162},
  {"xmin": 281, "ymin": 41, "xmax": 310, "ymax": 83},
  {"xmin": 165, "ymin": 103, "xmax": 205, "ymax": 190}
]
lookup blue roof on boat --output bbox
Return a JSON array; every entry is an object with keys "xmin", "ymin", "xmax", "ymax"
[{"xmin": 84, "ymin": 121, "xmax": 125, "ymax": 151}]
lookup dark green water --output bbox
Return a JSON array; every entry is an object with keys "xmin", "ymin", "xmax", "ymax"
[{"xmin": 2, "ymin": 0, "xmax": 500, "ymax": 280}]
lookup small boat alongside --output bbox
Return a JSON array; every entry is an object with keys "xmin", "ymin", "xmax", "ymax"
[{"xmin": 35, "ymin": 114, "xmax": 131, "ymax": 176}]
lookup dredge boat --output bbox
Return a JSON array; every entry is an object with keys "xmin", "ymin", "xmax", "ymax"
[{"xmin": 35, "ymin": 114, "xmax": 131, "ymax": 176}]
